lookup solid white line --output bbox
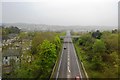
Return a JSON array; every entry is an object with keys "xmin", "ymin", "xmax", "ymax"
[
  {"xmin": 81, "ymin": 62, "xmax": 89, "ymax": 78},
  {"xmin": 56, "ymin": 44, "xmax": 64, "ymax": 80},
  {"xmin": 72, "ymin": 43, "xmax": 83, "ymax": 79}
]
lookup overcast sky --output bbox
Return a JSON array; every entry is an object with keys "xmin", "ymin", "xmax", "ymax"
[{"xmin": 1, "ymin": 0, "xmax": 120, "ymax": 26}]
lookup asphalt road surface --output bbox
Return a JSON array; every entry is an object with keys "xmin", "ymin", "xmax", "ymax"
[{"xmin": 53, "ymin": 31, "xmax": 84, "ymax": 80}]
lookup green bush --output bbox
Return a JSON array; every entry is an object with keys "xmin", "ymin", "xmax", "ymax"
[
  {"xmin": 93, "ymin": 39, "xmax": 106, "ymax": 54},
  {"xmin": 74, "ymin": 31, "xmax": 119, "ymax": 78}
]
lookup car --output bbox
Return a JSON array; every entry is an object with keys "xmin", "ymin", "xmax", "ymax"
[
  {"xmin": 75, "ymin": 76, "xmax": 80, "ymax": 80},
  {"xmin": 64, "ymin": 47, "xmax": 67, "ymax": 49}
]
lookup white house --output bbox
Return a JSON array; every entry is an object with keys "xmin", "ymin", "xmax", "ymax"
[{"xmin": 2, "ymin": 49, "xmax": 20, "ymax": 65}]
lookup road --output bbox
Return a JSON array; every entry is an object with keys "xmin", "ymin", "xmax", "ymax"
[{"xmin": 52, "ymin": 31, "xmax": 85, "ymax": 80}]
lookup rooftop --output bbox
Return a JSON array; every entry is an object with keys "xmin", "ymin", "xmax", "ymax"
[{"xmin": 2, "ymin": 49, "xmax": 20, "ymax": 57}]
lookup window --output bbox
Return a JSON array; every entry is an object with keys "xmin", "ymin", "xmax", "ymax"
[
  {"xmin": 5, "ymin": 61, "xmax": 8, "ymax": 65},
  {"xmin": 5, "ymin": 56, "xmax": 7, "ymax": 59}
]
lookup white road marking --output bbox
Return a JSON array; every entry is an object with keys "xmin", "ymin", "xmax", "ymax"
[
  {"xmin": 68, "ymin": 66, "xmax": 71, "ymax": 73},
  {"xmin": 56, "ymin": 44, "xmax": 64, "ymax": 80},
  {"xmin": 72, "ymin": 43, "xmax": 83, "ymax": 79},
  {"xmin": 67, "ymin": 42, "xmax": 71, "ymax": 78},
  {"xmin": 68, "ymin": 61, "xmax": 70, "ymax": 66},
  {"xmin": 81, "ymin": 62, "xmax": 89, "ymax": 78},
  {"xmin": 68, "ymin": 58, "xmax": 70, "ymax": 62}
]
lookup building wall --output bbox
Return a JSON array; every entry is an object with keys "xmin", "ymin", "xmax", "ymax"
[{"xmin": 3, "ymin": 56, "xmax": 19, "ymax": 65}]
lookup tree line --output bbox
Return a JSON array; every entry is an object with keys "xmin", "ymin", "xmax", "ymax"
[
  {"xmin": 73, "ymin": 30, "xmax": 119, "ymax": 78},
  {"xmin": 6, "ymin": 31, "xmax": 62, "ymax": 79},
  {"xmin": 2, "ymin": 26, "xmax": 20, "ymax": 40}
]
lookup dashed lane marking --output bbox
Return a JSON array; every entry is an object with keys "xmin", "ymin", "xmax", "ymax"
[
  {"xmin": 68, "ymin": 66, "xmax": 71, "ymax": 73},
  {"xmin": 67, "ymin": 42, "xmax": 71, "ymax": 78},
  {"xmin": 68, "ymin": 61, "xmax": 70, "ymax": 66}
]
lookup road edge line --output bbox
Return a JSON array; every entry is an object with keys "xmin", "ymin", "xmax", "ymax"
[
  {"xmin": 81, "ymin": 62, "xmax": 89, "ymax": 79},
  {"xmin": 74, "ymin": 44, "xmax": 89, "ymax": 80},
  {"xmin": 72, "ymin": 43, "xmax": 83, "ymax": 79},
  {"xmin": 55, "ymin": 44, "xmax": 64, "ymax": 80}
]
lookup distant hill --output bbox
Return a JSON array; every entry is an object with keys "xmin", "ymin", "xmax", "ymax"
[{"xmin": 2, "ymin": 23, "xmax": 117, "ymax": 32}]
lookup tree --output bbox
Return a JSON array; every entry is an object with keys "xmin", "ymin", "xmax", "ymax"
[
  {"xmin": 93, "ymin": 39, "xmax": 106, "ymax": 54},
  {"xmin": 92, "ymin": 30, "xmax": 102, "ymax": 39},
  {"xmin": 31, "ymin": 32, "xmax": 55, "ymax": 55},
  {"xmin": 78, "ymin": 34, "xmax": 93, "ymax": 46},
  {"xmin": 91, "ymin": 55, "xmax": 104, "ymax": 71},
  {"xmin": 112, "ymin": 29, "xmax": 118, "ymax": 33},
  {"xmin": 54, "ymin": 36, "xmax": 61, "ymax": 50},
  {"xmin": 2, "ymin": 26, "xmax": 20, "ymax": 40},
  {"xmin": 102, "ymin": 33, "xmax": 118, "ymax": 52},
  {"xmin": 37, "ymin": 40, "xmax": 57, "ymax": 79}
]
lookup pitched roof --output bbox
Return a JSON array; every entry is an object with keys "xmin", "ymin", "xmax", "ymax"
[{"xmin": 2, "ymin": 49, "xmax": 20, "ymax": 57}]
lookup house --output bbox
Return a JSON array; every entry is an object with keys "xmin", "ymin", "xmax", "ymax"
[
  {"xmin": 2, "ymin": 49, "xmax": 20, "ymax": 65},
  {"xmin": 8, "ymin": 33, "xmax": 17, "ymax": 39},
  {"xmin": 2, "ymin": 49, "xmax": 20, "ymax": 74}
]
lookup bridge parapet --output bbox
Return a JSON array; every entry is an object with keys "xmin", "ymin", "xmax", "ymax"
[{"xmin": 60, "ymin": 36, "xmax": 80, "ymax": 39}]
